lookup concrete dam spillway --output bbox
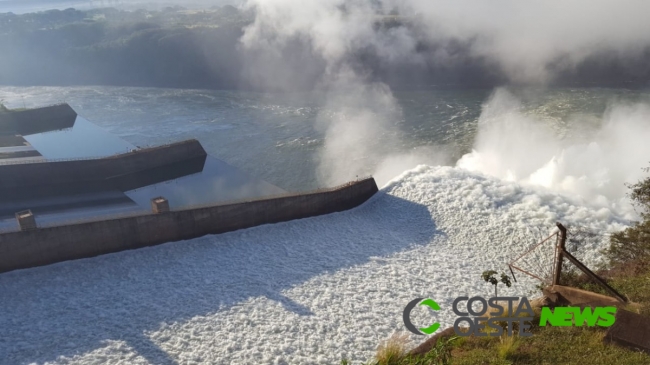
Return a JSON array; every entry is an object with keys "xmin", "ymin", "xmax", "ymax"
[
  {"xmin": 0, "ymin": 139, "xmax": 209, "ymax": 206},
  {"xmin": 0, "ymin": 104, "xmax": 379, "ymax": 273}
]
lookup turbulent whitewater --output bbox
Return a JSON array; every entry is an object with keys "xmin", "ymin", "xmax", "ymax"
[{"xmin": 0, "ymin": 164, "xmax": 627, "ymax": 364}]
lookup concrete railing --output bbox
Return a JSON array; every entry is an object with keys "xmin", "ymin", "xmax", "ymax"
[
  {"xmin": 0, "ymin": 178, "xmax": 370, "ymax": 234},
  {"xmin": 0, "ymin": 177, "xmax": 379, "ymax": 273}
]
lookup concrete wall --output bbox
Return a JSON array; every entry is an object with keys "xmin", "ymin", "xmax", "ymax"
[
  {"xmin": 0, "ymin": 104, "xmax": 77, "ymax": 135},
  {"xmin": 0, "ymin": 139, "xmax": 207, "ymax": 191},
  {"xmin": 0, "ymin": 178, "xmax": 379, "ymax": 273}
]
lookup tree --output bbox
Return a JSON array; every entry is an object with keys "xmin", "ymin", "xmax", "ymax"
[
  {"xmin": 482, "ymin": 270, "xmax": 512, "ymax": 297},
  {"xmin": 606, "ymin": 167, "xmax": 650, "ymax": 273}
]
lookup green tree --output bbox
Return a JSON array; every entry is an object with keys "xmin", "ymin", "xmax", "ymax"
[
  {"xmin": 482, "ymin": 270, "xmax": 512, "ymax": 297},
  {"xmin": 606, "ymin": 168, "xmax": 650, "ymax": 273}
]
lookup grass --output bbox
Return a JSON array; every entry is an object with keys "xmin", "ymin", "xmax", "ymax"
[
  {"xmin": 363, "ymin": 268, "xmax": 650, "ymax": 365},
  {"xmin": 367, "ymin": 322, "xmax": 650, "ymax": 365},
  {"xmin": 375, "ymin": 332, "xmax": 410, "ymax": 365},
  {"xmin": 450, "ymin": 325, "xmax": 649, "ymax": 365},
  {"xmin": 561, "ymin": 264, "xmax": 650, "ymax": 318},
  {"xmin": 351, "ymin": 333, "xmax": 458, "ymax": 365},
  {"xmin": 496, "ymin": 335, "xmax": 521, "ymax": 360},
  {"xmin": 427, "ymin": 269, "xmax": 650, "ymax": 364}
]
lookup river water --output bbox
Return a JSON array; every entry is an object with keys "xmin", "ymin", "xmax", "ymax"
[{"xmin": 2, "ymin": 86, "xmax": 648, "ymax": 192}]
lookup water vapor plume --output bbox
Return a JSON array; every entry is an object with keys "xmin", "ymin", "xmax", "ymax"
[
  {"xmin": 241, "ymin": 0, "xmax": 650, "ymax": 87},
  {"xmin": 239, "ymin": 0, "xmax": 650, "ymax": 210},
  {"xmin": 398, "ymin": 0, "xmax": 650, "ymax": 83},
  {"xmin": 458, "ymin": 88, "xmax": 650, "ymax": 220},
  {"xmin": 240, "ymin": 0, "xmax": 446, "ymax": 186}
]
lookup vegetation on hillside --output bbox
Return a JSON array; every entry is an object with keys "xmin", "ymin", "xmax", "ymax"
[{"xmin": 606, "ymin": 171, "xmax": 650, "ymax": 273}]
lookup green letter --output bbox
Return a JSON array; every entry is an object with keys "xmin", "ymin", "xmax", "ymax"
[
  {"xmin": 596, "ymin": 307, "xmax": 617, "ymax": 327},
  {"xmin": 573, "ymin": 307, "xmax": 600, "ymax": 327},
  {"xmin": 539, "ymin": 307, "xmax": 573, "ymax": 326},
  {"xmin": 540, "ymin": 307, "xmax": 552, "ymax": 326}
]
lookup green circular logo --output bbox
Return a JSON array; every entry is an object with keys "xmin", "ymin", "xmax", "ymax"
[{"xmin": 403, "ymin": 298, "xmax": 441, "ymax": 335}]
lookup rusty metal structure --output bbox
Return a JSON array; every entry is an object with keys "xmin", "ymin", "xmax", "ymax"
[{"xmin": 508, "ymin": 222, "xmax": 627, "ymax": 303}]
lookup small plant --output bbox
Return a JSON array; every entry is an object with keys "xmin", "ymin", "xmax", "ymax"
[
  {"xmin": 389, "ymin": 336, "xmax": 458, "ymax": 365},
  {"xmin": 428, "ymin": 336, "xmax": 458, "ymax": 365},
  {"xmin": 375, "ymin": 332, "xmax": 410, "ymax": 365},
  {"xmin": 496, "ymin": 334, "xmax": 521, "ymax": 360},
  {"xmin": 482, "ymin": 270, "xmax": 512, "ymax": 297}
]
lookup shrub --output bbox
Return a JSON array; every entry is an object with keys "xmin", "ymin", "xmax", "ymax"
[
  {"xmin": 496, "ymin": 335, "xmax": 521, "ymax": 360},
  {"xmin": 605, "ymin": 171, "xmax": 650, "ymax": 273},
  {"xmin": 375, "ymin": 332, "xmax": 410, "ymax": 365}
]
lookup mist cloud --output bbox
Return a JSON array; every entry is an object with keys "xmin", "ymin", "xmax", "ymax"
[
  {"xmin": 240, "ymin": 0, "xmax": 650, "ymax": 213},
  {"xmin": 241, "ymin": 0, "xmax": 650, "ymax": 86},
  {"xmin": 458, "ymin": 88, "xmax": 650, "ymax": 220},
  {"xmin": 405, "ymin": 0, "xmax": 650, "ymax": 83}
]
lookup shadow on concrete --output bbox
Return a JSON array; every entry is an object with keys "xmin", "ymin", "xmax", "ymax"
[{"xmin": 0, "ymin": 192, "xmax": 439, "ymax": 364}]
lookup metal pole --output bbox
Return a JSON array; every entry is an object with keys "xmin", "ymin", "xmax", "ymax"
[
  {"xmin": 553, "ymin": 222, "xmax": 627, "ymax": 303},
  {"xmin": 561, "ymin": 250, "xmax": 628, "ymax": 303},
  {"xmin": 508, "ymin": 265, "xmax": 517, "ymax": 283},
  {"xmin": 552, "ymin": 222, "xmax": 567, "ymax": 286}
]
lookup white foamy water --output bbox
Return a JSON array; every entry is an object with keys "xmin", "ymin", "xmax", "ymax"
[{"xmin": 0, "ymin": 165, "xmax": 628, "ymax": 364}]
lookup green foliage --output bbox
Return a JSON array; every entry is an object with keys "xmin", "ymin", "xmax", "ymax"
[
  {"xmin": 450, "ymin": 326, "xmax": 650, "ymax": 365},
  {"xmin": 605, "ymin": 168, "xmax": 650, "ymax": 273},
  {"xmin": 500, "ymin": 273, "xmax": 512, "ymax": 288},
  {"xmin": 482, "ymin": 270, "xmax": 512, "ymax": 297},
  {"xmin": 375, "ymin": 332, "xmax": 410, "ymax": 365},
  {"xmin": 629, "ymin": 172, "xmax": 650, "ymax": 218},
  {"xmin": 496, "ymin": 335, "xmax": 521, "ymax": 360},
  {"xmin": 371, "ymin": 336, "xmax": 458, "ymax": 365},
  {"xmin": 427, "ymin": 336, "xmax": 458, "ymax": 365}
]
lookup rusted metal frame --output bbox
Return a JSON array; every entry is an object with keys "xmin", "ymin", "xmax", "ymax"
[
  {"xmin": 508, "ymin": 264, "xmax": 518, "ymax": 283},
  {"xmin": 553, "ymin": 222, "xmax": 627, "ymax": 303},
  {"xmin": 508, "ymin": 263, "xmax": 549, "ymax": 283},
  {"xmin": 551, "ymin": 232, "xmax": 559, "ymax": 283},
  {"xmin": 509, "ymin": 232, "xmax": 558, "ymax": 265},
  {"xmin": 552, "ymin": 223, "xmax": 567, "ymax": 286}
]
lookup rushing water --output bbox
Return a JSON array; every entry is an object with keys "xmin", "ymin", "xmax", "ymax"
[{"xmin": 2, "ymin": 85, "xmax": 649, "ymax": 193}]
